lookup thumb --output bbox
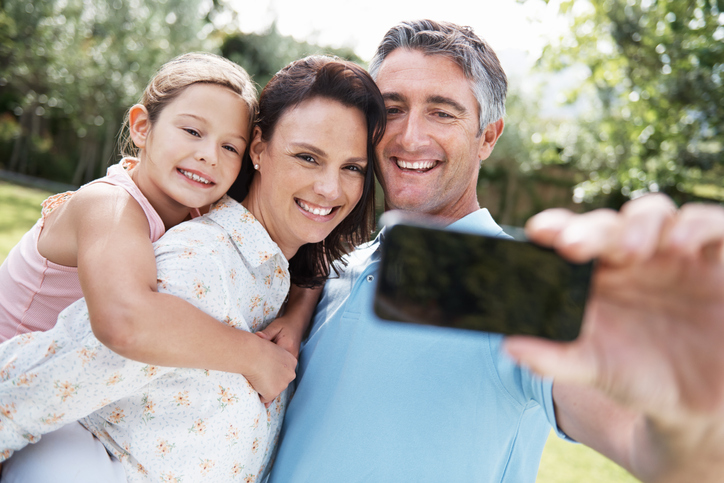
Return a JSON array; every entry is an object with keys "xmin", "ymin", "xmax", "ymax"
[
  {"xmin": 256, "ymin": 330, "xmax": 271, "ymax": 340},
  {"xmin": 503, "ymin": 336, "xmax": 596, "ymax": 385}
]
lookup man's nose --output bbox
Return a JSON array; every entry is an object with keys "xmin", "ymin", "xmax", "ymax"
[{"xmin": 398, "ymin": 113, "xmax": 430, "ymax": 152}]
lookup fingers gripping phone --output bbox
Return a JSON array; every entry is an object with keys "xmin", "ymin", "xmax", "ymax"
[{"xmin": 373, "ymin": 214, "xmax": 594, "ymax": 341}]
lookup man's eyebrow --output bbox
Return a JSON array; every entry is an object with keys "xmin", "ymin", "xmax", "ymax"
[
  {"xmin": 382, "ymin": 92, "xmax": 405, "ymax": 103},
  {"xmin": 428, "ymin": 95, "xmax": 468, "ymax": 114}
]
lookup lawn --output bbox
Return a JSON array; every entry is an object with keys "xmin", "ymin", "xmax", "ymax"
[
  {"xmin": 0, "ymin": 181, "xmax": 639, "ymax": 482},
  {"xmin": 0, "ymin": 181, "xmax": 53, "ymax": 262}
]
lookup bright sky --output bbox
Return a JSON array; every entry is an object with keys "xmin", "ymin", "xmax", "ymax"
[{"xmin": 233, "ymin": 0, "xmax": 569, "ymax": 80}]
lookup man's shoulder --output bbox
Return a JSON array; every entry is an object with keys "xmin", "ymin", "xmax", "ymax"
[{"xmin": 331, "ymin": 237, "xmax": 380, "ymax": 273}]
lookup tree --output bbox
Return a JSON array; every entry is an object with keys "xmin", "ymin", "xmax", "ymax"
[
  {"xmin": 220, "ymin": 23, "xmax": 363, "ymax": 88},
  {"xmin": 0, "ymin": 0, "xmax": 218, "ymax": 184},
  {"xmin": 525, "ymin": 0, "xmax": 724, "ymax": 206}
]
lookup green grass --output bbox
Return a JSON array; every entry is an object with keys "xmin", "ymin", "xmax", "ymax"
[
  {"xmin": 538, "ymin": 430, "xmax": 639, "ymax": 482},
  {"xmin": 0, "ymin": 182, "xmax": 639, "ymax": 482},
  {"xmin": 0, "ymin": 181, "xmax": 52, "ymax": 263}
]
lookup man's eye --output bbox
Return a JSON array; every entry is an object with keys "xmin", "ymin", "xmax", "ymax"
[
  {"xmin": 386, "ymin": 107, "xmax": 401, "ymax": 115},
  {"xmin": 435, "ymin": 111, "xmax": 454, "ymax": 119}
]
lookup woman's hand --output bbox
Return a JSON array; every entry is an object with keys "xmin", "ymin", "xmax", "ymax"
[
  {"xmin": 257, "ymin": 285, "xmax": 323, "ymax": 359},
  {"xmin": 245, "ymin": 335, "xmax": 298, "ymax": 406},
  {"xmin": 257, "ymin": 315, "xmax": 305, "ymax": 359}
]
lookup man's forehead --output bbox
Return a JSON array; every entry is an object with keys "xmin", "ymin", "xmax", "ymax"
[
  {"xmin": 376, "ymin": 50, "xmax": 468, "ymax": 87},
  {"xmin": 375, "ymin": 49, "xmax": 477, "ymax": 107}
]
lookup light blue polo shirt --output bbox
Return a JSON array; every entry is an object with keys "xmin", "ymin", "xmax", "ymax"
[{"xmin": 269, "ymin": 209, "xmax": 562, "ymax": 482}]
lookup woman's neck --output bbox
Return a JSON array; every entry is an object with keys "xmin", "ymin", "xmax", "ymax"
[{"xmin": 242, "ymin": 186, "xmax": 299, "ymax": 260}]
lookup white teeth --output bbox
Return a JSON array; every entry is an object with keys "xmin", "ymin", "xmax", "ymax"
[
  {"xmin": 179, "ymin": 169, "xmax": 211, "ymax": 185},
  {"xmin": 396, "ymin": 159, "xmax": 436, "ymax": 171},
  {"xmin": 298, "ymin": 200, "xmax": 333, "ymax": 216}
]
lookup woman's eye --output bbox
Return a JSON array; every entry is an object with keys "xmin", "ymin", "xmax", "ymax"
[
  {"xmin": 345, "ymin": 164, "xmax": 366, "ymax": 174},
  {"xmin": 297, "ymin": 154, "xmax": 316, "ymax": 164},
  {"xmin": 184, "ymin": 128, "xmax": 201, "ymax": 137}
]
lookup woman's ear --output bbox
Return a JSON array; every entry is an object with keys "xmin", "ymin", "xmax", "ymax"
[
  {"xmin": 249, "ymin": 126, "xmax": 265, "ymax": 170},
  {"xmin": 128, "ymin": 104, "xmax": 150, "ymax": 150}
]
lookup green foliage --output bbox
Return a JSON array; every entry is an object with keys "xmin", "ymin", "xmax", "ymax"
[
  {"xmin": 482, "ymin": 89, "xmax": 585, "ymax": 226},
  {"xmin": 526, "ymin": 0, "xmax": 724, "ymax": 206},
  {"xmin": 0, "ymin": 0, "xmax": 218, "ymax": 185},
  {"xmin": 221, "ymin": 23, "xmax": 364, "ymax": 88}
]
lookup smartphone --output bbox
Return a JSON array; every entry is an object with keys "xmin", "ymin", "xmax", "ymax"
[{"xmin": 373, "ymin": 216, "xmax": 594, "ymax": 341}]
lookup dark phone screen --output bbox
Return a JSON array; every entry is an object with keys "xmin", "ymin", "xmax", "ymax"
[{"xmin": 374, "ymin": 224, "xmax": 593, "ymax": 341}]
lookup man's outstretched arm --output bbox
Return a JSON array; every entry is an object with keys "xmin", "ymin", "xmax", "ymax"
[{"xmin": 506, "ymin": 194, "xmax": 724, "ymax": 482}]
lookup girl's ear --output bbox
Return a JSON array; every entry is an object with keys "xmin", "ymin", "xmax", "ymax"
[
  {"xmin": 128, "ymin": 104, "xmax": 150, "ymax": 150},
  {"xmin": 249, "ymin": 126, "xmax": 265, "ymax": 169}
]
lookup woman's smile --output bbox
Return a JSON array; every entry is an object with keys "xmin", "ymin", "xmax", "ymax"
[{"xmin": 296, "ymin": 199, "xmax": 337, "ymax": 218}]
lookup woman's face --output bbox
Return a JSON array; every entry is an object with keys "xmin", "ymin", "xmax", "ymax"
[{"xmin": 247, "ymin": 96, "xmax": 368, "ymax": 259}]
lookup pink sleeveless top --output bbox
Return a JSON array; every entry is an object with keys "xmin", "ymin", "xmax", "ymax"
[{"xmin": 0, "ymin": 158, "xmax": 166, "ymax": 341}]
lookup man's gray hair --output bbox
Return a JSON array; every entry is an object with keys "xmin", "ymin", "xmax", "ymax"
[{"xmin": 369, "ymin": 19, "xmax": 507, "ymax": 135}]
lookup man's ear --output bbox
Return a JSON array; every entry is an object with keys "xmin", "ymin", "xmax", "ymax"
[
  {"xmin": 477, "ymin": 118, "xmax": 505, "ymax": 162},
  {"xmin": 128, "ymin": 104, "xmax": 150, "ymax": 150},
  {"xmin": 249, "ymin": 126, "xmax": 265, "ymax": 168}
]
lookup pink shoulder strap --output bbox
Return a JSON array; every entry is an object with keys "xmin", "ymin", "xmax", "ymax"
[{"xmin": 87, "ymin": 158, "xmax": 166, "ymax": 242}]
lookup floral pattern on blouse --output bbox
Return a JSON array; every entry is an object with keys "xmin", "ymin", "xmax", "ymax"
[{"xmin": 0, "ymin": 196, "xmax": 291, "ymax": 482}]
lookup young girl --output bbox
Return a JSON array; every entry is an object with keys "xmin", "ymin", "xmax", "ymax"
[
  {"xmin": 0, "ymin": 53, "xmax": 301, "ymax": 396},
  {"xmin": 0, "ymin": 55, "xmax": 385, "ymax": 482}
]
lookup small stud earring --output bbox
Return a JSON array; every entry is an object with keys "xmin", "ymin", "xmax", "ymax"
[{"xmin": 254, "ymin": 164, "xmax": 259, "ymax": 170}]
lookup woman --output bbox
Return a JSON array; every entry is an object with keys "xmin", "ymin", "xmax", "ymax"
[{"xmin": 0, "ymin": 55, "xmax": 385, "ymax": 483}]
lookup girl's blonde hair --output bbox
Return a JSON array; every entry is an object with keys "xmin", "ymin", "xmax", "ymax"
[{"xmin": 119, "ymin": 52, "xmax": 258, "ymax": 158}]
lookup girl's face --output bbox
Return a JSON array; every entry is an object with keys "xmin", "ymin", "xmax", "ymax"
[
  {"xmin": 246, "ymin": 97, "xmax": 368, "ymax": 259},
  {"xmin": 132, "ymin": 83, "xmax": 250, "ymax": 217}
]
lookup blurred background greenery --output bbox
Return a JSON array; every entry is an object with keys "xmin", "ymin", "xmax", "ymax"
[
  {"xmin": 1, "ymin": 0, "xmax": 722, "ymax": 480},
  {"xmin": 1, "ymin": 0, "xmax": 722, "ymax": 225}
]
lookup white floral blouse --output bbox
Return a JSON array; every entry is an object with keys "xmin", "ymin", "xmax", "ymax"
[{"xmin": 0, "ymin": 196, "xmax": 291, "ymax": 482}]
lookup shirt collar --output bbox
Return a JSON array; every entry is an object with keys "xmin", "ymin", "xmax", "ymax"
[
  {"xmin": 447, "ymin": 208, "xmax": 505, "ymax": 237},
  {"xmin": 206, "ymin": 195, "xmax": 288, "ymax": 269}
]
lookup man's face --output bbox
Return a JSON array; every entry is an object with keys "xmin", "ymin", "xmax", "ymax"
[{"xmin": 374, "ymin": 48, "xmax": 502, "ymax": 220}]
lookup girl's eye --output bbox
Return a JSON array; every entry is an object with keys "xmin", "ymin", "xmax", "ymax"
[
  {"xmin": 184, "ymin": 128, "xmax": 201, "ymax": 137},
  {"xmin": 223, "ymin": 145, "xmax": 239, "ymax": 155}
]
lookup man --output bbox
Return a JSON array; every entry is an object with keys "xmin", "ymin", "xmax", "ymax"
[{"xmin": 267, "ymin": 20, "xmax": 724, "ymax": 481}]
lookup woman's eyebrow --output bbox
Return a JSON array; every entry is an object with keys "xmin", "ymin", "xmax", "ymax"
[{"xmin": 293, "ymin": 142, "xmax": 367, "ymax": 164}]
